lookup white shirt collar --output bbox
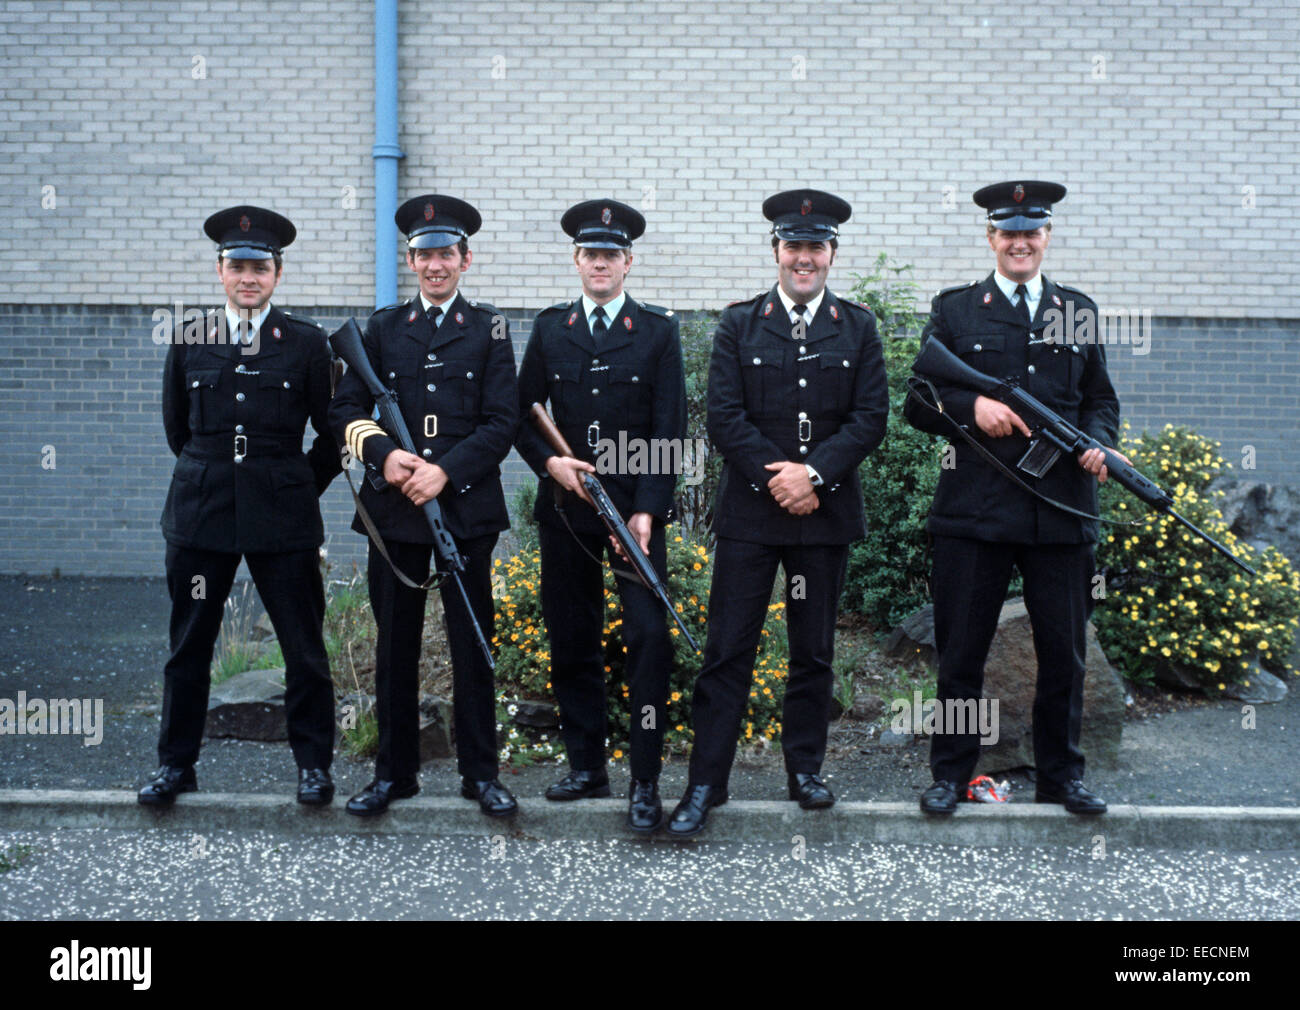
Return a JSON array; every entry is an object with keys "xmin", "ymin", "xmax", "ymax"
[
  {"xmin": 775, "ymin": 285, "xmax": 825, "ymax": 324},
  {"xmin": 419, "ymin": 291, "xmax": 457, "ymax": 323},
  {"xmin": 583, "ymin": 291, "xmax": 626, "ymax": 328},
  {"xmin": 225, "ymin": 303, "xmax": 272, "ymax": 342},
  {"xmin": 993, "ymin": 271, "xmax": 1042, "ymax": 305}
]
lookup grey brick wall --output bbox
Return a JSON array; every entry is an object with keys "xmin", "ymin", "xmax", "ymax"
[
  {"xmin": 1, "ymin": 1, "xmax": 1298, "ymax": 315},
  {"xmin": 1, "ymin": 303, "xmax": 1295, "ymax": 576}
]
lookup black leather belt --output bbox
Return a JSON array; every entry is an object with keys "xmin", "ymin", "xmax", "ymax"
[{"xmin": 186, "ymin": 432, "xmax": 303, "ymax": 461}]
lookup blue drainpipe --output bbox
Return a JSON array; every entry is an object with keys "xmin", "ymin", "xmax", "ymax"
[{"xmin": 372, "ymin": 0, "xmax": 404, "ymax": 309}]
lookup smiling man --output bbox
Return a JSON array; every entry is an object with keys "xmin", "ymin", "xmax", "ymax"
[
  {"xmin": 329, "ymin": 193, "xmax": 519, "ymax": 818},
  {"xmin": 902, "ymin": 180, "xmax": 1121, "ymax": 816},
  {"xmin": 514, "ymin": 199, "xmax": 686, "ymax": 833},
  {"xmin": 141, "ymin": 205, "xmax": 340, "ymax": 808},
  {"xmin": 667, "ymin": 189, "xmax": 889, "ymax": 837}
]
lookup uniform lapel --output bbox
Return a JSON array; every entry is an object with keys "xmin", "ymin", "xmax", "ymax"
[
  {"xmin": 759, "ymin": 284, "xmax": 790, "ymax": 341},
  {"xmin": 977, "ymin": 272, "xmax": 1026, "ymax": 329},
  {"xmin": 804, "ymin": 290, "xmax": 844, "ymax": 345},
  {"xmin": 246, "ymin": 306, "xmax": 286, "ymax": 364},
  {"xmin": 561, "ymin": 297, "xmax": 596, "ymax": 356},
  {"xmin": 428, "ymin": 292, "xmax": 468, "ymax": 352},
  {"xmin": 1033, "ymin": 275, "xmax": 1060, "ymax": 331},
  {"xmin": 599, "ymin": 296, "xmax": 636, "ymax": 355},
  {"xmin": 398, "ymin": 297, "xmax": 428, "ymax": 353}
]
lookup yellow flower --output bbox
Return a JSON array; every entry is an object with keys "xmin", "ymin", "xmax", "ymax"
[{"xmin": 613, "ymin": 749, "xmax": 624, "ymax": 759}]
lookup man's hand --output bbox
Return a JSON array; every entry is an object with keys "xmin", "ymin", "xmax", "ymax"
[
  {"xmin": 765, "ymin": 461, "xmax": 817, "ymax": 514},
  {"xmin": 382, "ymin": 449, "xmax": 420, "ymax": 487},
  {"xmin": 974, "ymin": 395, "xmax": 1032, "ymax": 438},
  {"xmin": 399, "ymin": 461, "xmax": 448, "ymax": 506},
  {"xmin": 1078, "ymin": 446, "xmax": 1130, "ymax": 484},
  {"xmin": 545, "ymin": 454, "xmax": 596, "ymax": 506},
  {"xmin": 611, "ymin": 511, "xmax": 654, "ymax": 562},
  {"xmin": 786, "ymin": 492, "xmax": 819, "ymax": 515}
]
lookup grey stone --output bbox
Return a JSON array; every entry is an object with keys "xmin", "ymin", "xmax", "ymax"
[
  {"xmin": 1156, "ymin": 663, "xmax": 1206, "ymax": 692},
  {"xmin": 419, "ymin": 695, "xmax": 453, "ymax": 763},
  {"xmin": 1221, "ymin": 665, "xmax": 1288, "ymax": 704},
  {"xmin": 509, "ymin": 699, "xmax": 560, "ymax": 728},
  {"xmin": 204, "ymin": 667, "xmax": 287, "ymax": 742},
  {"xmin": 877, "ymin": 729, "xmax": 911, "ymax": 747},
  {"xmin": 883, "ymin": 605, "xmax": 936, "ymax": 666},
  {"xmin": 1215, "ymin": 480, "xmax": 1300, "ymax": 567},
  {"xmin": 851, "ymin": 693, "xmax": 885, "ymax": 721},
  {"xmin": 971, "ymin": 599, "xmax": 1125, "ymax": 774},
  {"xmin": 250, "ymin": 611, "xmax": 277, "ymax": 643}
]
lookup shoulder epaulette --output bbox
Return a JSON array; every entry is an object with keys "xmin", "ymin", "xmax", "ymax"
[
  {"xmin": 639, "ymin": 302, "xmax": 674, "ymax": 318},
  {"xmin": 282, "ymin": 311, "xmax": 323, "ymax": 331},
  {"xmin": 838, "ymin": 297, "xmax": 874, "ymax": 316},
  {"xmin": 1051, "ymin": 280, "xmax": 1095, "ymax": 303},
  {"xmin": 727, "ymin": 291, "xmax": 766, "ymax": 308},
  {"xmin": 369, "ymin": 300, "xmax": 405, "ymax": 320},
  {"xmin": 537, "ymin": 300, "xmax": 574, "ymax": 316},
  {"xmin": 934, "ymin": 281, "xmax": 977, "ymax": 299}
]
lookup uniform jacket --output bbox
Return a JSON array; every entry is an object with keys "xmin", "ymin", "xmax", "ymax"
[
  {"xmin": 515, "ymin": 295, "xmax": 687, "ymax": 535},
  {"xmin": 160, "ymin": 306, "xmax": 339, "ymax": 553},
  {"xmin": 328, "ymin": 292, "xmax": 517, "ymax": 544},
  {"xmin": 708, "ymin": 285, "xmax": 889, "ymax": 546},
  {"xmin": 902, "ymin": 272, "xmax": 1121, "ymax": 545}
]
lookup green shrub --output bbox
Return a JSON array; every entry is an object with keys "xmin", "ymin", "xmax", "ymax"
[
  {"xmin": 490, "ymin": 533, "xmax": 790, "ymax": 766},
  {"xmin": 677, "ymin": 313, "xmax": 723, "ymax": 543},
  {"xmin": 1092, "ymin": 423, "xmax": 1300, "ymax": 688}
]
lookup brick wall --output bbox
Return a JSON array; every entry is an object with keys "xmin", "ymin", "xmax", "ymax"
[{"xmin": 1, "ymin": 0, "xmax": 1297, "ymax": 315}]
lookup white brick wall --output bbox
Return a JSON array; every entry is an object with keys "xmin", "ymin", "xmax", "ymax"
[{"xmin": 2, "ymin": 0, "xmax": 1297, "ymax": 316}]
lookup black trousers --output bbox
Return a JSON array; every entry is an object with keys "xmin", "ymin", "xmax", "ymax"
[
  {"xmin": 688, "ymin": 537, "xmax": 848, "ymax": 788},
  {"xmin": 538, "ymin": 521, "xmax": 671, "ymax": 780},
  {"xmin": 929, "ymin": 535, "xmax": 1095, "ymax": 789},
  {"xmin": 367, "ymin": 535, "xmax": 498, "ymax": 782},
  {"xmin": 159, "ymin": 544, "xmax": 334, "ymax": 769}
]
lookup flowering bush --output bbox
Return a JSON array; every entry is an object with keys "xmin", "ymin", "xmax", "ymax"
[
  {"xmin": 1092, "ymin": 423, "xmax": 1300, "ymax": 689},
  {"xmin": 491, "ymin": 534, "xmax": 790, "ymax": 766}
]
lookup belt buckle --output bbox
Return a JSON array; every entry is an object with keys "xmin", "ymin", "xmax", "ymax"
[
  {"xmin": 798, "ymin": 418, "xmax": 812, "ymax": 443},
  {"xmin": 424, "ymin": 414, "xmax": 438, "ymax": 438},
  {"xmin": 587, "ymin": 421, "xmax": 600, "ymax": 448},
  {"xmin": 233, "ymin": 434, "xmax": 247, "ymax": 461}
]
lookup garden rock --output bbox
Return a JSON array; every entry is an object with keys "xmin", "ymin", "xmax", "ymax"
[
  {"xmin": 204, "ymin": 667, "xmax": 287, "ymax": 741},
  {"xmin": 1220, "ymin": 665, "xmax": 1288, "ymax": 704},
  {"xmin": 419, "ymin": 695, "xmax": 453, "ymax": 762}
]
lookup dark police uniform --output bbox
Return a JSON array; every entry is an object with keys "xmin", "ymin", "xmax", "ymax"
[
  {"xmin": 153, "ymin": 206, "xmax": 338, "ymax": 790},
  {"xmin": 328, "ymin": 195, "xmax": 517, "ymax": 805},
  {"xmin": 514, "ymin": 200, "xmax": 687, "ymax": 788},
  {"xmin": 902, "ymin": 180, "xmax": 1120, "ymax": 808},
  {"xmin": 682, "ymin": 190, "xmax": 889, "ymax": 809}
]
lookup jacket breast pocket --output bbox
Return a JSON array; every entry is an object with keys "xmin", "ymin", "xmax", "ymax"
[
  {"xmin": 547, "ymin": 361, "xmax": 585, "ymax": 418},
  {"xmin": 739, "ymin": 351, "xmax": 785, "ymax": 410},
  {"xmin": 258, "ymin": 369, "xmax": 306, "ymax": 429},
  {"xmin": 439, "ymin": 359, "xmax": 482, "ymax": 417},
  {"xmin": 817, "ymin": 354, "xmax": 856, "ymax": 411},
  {"xmin": 185, "ymin": 368, "xmax": 224, "ymax": 430},
  {"xmin": 608, "ymin": 365, "xmax": 650, "ymax": 427},
  {"xmin": 1032, "ymin": 343, "xmax": 1081, "ymax": 408}
]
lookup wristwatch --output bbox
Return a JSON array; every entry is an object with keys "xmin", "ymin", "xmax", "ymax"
[{"xmin": 805, "ymin": 464, "xmax": 823, "ymax": 487}]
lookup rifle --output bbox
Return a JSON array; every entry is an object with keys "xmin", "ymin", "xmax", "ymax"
[
  {"xmin": 529, "ymin": 402, "xmax": 701, "ymax": 652},
  {"xmin": 329, "ymin": 318, "xmax": 496, "ymax": 669},
  {"xmin": 910, "ymin": 337, "xmax": 1256, "ymax": 577}
]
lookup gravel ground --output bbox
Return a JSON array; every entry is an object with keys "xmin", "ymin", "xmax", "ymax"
[
  {"xmin": 1, "ymin": 574, "xmax": 1296, "ymax": 806},
  {"xmin": 1, "ymin": 827, "xmax": 1296, "ymax": 920}
]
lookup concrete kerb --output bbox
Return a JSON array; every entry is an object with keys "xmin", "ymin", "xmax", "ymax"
[{"xmin": 1, "ymin": 790, "xmax": 1296, "ymax": 849}]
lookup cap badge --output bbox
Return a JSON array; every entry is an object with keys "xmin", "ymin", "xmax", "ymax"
[
  {"xmin": 601, "ymin": 207, "xmax": 612, "ymax": 225},
  {"xmin": 239, "ymin": 215, "xmax": 250, "ymax": 232},
  {"xmin": 763, "ymin": 302, "xmax": 773, "ymax": 317},
  {"xmin": 1052, "ymin": 293, "xmax": 1062, "ymax": 307},
  {"xmin": 424, "ymin": 203, "xmax": 435, "ymax": 221},
  {"xmin": 983, "ymin": 292, "xmax": 993, "ymax": 304},
  {"xmin": 829, "ymin": 304, "xmax": 839, "ymax": 320},
  {"xmin": 800, "ymin": 198, "xmax": 812, "ymax": 216},
  {"xmin": 455, "ymin": 312, "xmax": 464, "ymax": 324},
  {"xmin": 567, "ymin": 312, "xmax": 578, "ymax": 326},
  {"xmin": 1013, "ymin": 184, "xmax": 1025, "ymax": 203},
  {"xmin": 623, "ymin": 316, "xmax": 632, "ymax": 330},
  {"xmin": 272, "ymin": 327, "xmax": 281, "ymax": 340}
]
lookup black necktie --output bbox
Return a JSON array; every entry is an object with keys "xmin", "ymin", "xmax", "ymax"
[
  {"xmin": 426, "ymin": 304, "xmax": 443, "ymax": 328},
  {"xmin": 592, "ymin": 305, "xmax": 607, "ymax": 344},
  {"xmin": 791, "ymin": 303, "xmax": 807, "ymax": 325},
  {"xmin": 1014, "ymin": 284, "xmax": 1032, "ymax": 328}
]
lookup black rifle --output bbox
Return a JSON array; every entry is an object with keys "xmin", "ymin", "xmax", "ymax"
[
  {"xmin": 330, "ymin": 318, "xmax": 496, "ymax": 669},
  {"xmin": 530, "ymin": 402, "xmax": 701, "ymax": 652},
  {"xmin": 910, "ymin": 337, "xmax": 1256, "ymax": 577}
]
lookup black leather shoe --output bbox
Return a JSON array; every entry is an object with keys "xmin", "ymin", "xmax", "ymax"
[
  {"xmin": 544, "ymin": 768, "xmax": 611, "ymax": 801},
  {"xmin": 137, "ymin": 765, "xmax": 197, "ymax": 807},
  {"xmin": 345, "ymin": 777, "xmax": 419, "ymax": 816},
  {"xmin": 788, "ymin": 772, "xmax": 835, "ymax": 810},
  {"xmin": 627, "ymin": 778, "xmax": 663, "ymax": 833},
  {"xmin": 1036, "ymin": 778, "xmax": 1107, "ymax": 815},
  {"xmin": 296, "ymin": 768, "xmax": 334, "ymax": 806},
  {"xmin": 666, "ymin": 784, "xmax": 728, "ymax": 838},
  {"xmin": 462, "ymin": 777, "xmax": 518, "ymax": 817},
  {"xmin": 920, "ymin": 779, "xmax": 962, "ymax": 815}
]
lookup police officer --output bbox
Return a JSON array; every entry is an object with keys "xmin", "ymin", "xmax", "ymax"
[
  {"xmin": 140, "ymin": 205, "xmax": 340, "ymax": 807},
  {"xmin": 667, "ymin": 190, "xmax": 889, "ymax": 837},
  {"xmin": 903, "ymin": 181, "xmax": 1120, "ymax": 816},
  {"xmin": 514, "ymin": 199, "xmax": 687, "ymax": 833},
  {"xmin": 329, "ymin": 194, "xmax": 519, "ymax": 817}
]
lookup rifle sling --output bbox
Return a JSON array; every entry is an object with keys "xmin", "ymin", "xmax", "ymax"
[
  {"xmin": 905, "ymin": 376, "xmax": 1142, "ymax": 529},
  {"xmin": 343, "ymin": 463, "xmax": 445, "ymax": 591}
]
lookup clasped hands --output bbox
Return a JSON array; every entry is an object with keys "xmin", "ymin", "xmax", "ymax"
[
  {"xmin": 972, "ymin": 394, "xmax": 1129, "ymax": 482},
  {"xmin": 383, "ymin": 449, "xmax": 447, "ymax": 507},
  {"xmin": 764, "ymin": 460, "xmax": 818, "ymax": 515}
]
